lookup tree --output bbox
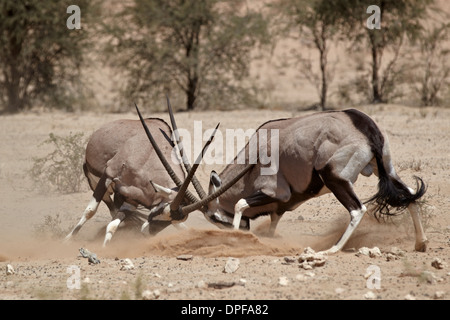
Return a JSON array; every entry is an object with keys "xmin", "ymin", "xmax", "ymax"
[
  {"xmin": 414, "ymin": 23, "xmax": 450, "ymax": 106},
  {"xmin": 0, "ymin": 1, "xmax": 95, "ymax": 113},
  {"xmin": 338, "ymin": 0, "xmax": 434, "ymax": 103},
  {"xmin": 275, "ymin": 0, "xmax": 340, "ymax": 111},
  {"xmin": 104, "ymin": 0, "xmax": 270, "ymax": 111}
]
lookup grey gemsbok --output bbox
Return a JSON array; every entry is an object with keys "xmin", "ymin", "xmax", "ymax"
[
  {"xmin": 64, "ymin": 102, "xmax": 213, "ymax": 246},
  {"xmin": 140, "ymin": 104, "xmax": 428, "ymax": 254}
]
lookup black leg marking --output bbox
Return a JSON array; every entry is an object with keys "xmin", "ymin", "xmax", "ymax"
[{"xmin": 318, "ymin": 165, "xmax": 362, "ymax": 212}]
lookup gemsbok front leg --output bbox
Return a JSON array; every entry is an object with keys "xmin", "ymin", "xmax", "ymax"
[{"xmin": 233, "ymin": 191, "xmax": 280, "ymax": 236}]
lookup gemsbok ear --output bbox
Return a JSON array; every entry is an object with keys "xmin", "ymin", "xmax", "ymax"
[{"xmin": 210, "ymin": 170, "xmax": 222, "ymax": 190}]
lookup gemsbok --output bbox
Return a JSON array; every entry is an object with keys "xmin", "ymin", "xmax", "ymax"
[
  {"xmin": 64, "ymin": 104, "xmax": 212, "ymax": 246},
  {"xmin": 141, "ymin": 105, "xmax": 428, "ymax": 254}
]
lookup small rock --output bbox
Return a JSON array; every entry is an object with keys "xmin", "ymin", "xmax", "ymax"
[
  {"xmin": 404, "ymin": 294, "xmax": 416, "ymax": 300},
  {"xmin": 386, "ymin": 247, "xmax": 406, "ymax": 261},
  {"xmin": 295, "ymin": 272, "xmax": 315, "ymax": 281},
  {"xmin": 82, "ymin": 277, "xmax": 91, "ymax": 284},
  {"xmin": 224, "ymin": 258, "xmax": 240, "ymax": 273},
  {"xmin": 177, "ymin": 254, "xmax": 193, "ymax": 261},
  {"xmin": 298, "ymin": 247, "xmax": 326, "ymax": 269},
  {"xmin": 197, "ymin": 280, "xmax": 207, "ymax": 289},
  {"xmin": 364, "ymin": 291, "xmax": 377, "ymax": 300},
  {"xmin": 278, "ymin": 276, "xmax": 289, "ymax": 286},
  {"xmin": 389, "ymin": 247, "xmax": 406, "ymax": 257},
  {"xmin": 295, "ymin": 274, "xmax": 308, "ymax": 282},
  {"xmin": 142, "ymin": 289, "xmax": 160, "ymax": 300},
  {"xmin": 385, "ymin": 253, "xmax": 397, "ymax": 261},
  {"xmin": 207, "ymin": 281, "xmax": 244, "ymax": 289},
  {"xmin": 79, "ymin": 247, "xmax": 100, "ymax": 264},
  {"xmin": 6, "ymin": 264, "xmax": 15, "ymax": 275},
  {"xmin": 283, "ymin": 256, "xmax": 297, "ymax": 264},
  {"xmin": 357, "ymin": 247, "xmax": 382, "ymax": 258},
  {"xmin": 431, "ymin": 257, "xmax": 446, "ymax": 270},
  {"xmin": 335, "ymin": 287, "xmax": 345, "ymax": 295},
  {"xmin": 422, "ymin": 271, "xmax": 438, "ymax": 284},
  {"xmin": 434, "ymin": 291, "xmax": 445, "ymax": 299},
  {"xmin": 300, "ymin": 263, "xmax": 313, "ymax": 270},
  {"xmin": 120, "ymin": 258, "xmax": 135, "ymax": 271}
]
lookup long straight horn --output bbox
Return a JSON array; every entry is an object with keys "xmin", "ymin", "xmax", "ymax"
[
  {"xmin": 180, "ymin": 162, "xmax": 255, "ymax": 216},
  {"xmin": 165, "ymin": 95, "xmax": 208, "ymax": 199},
  {"xmin": 135, "ymin": 103, "xmax": 199, "ymax": 204},
  {"xmin": 170, "ymin": 123, "xmax": 220, "ymax": 212}
]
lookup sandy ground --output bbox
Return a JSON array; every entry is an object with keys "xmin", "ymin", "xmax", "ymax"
[{"xmin": 0, "ymin": 104, "xmax": 449, "ymax": 301}]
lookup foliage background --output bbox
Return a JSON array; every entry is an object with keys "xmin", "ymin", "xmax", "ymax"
[{"xmin": 0, "ymin": 0, "xmax": 448, "ymax": 114}]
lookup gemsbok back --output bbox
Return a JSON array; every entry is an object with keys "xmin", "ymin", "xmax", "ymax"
[
  {"xmin": 64, "ymin": 106, "xmax": 211, "ymax": 246},
  {"xmin": 142, "ymin": 106, "xmax": 428, "ymax": 254}
]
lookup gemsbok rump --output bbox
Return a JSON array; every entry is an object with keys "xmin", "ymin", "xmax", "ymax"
[
  {"xmin": 64, "ymin": 111, "xmax": 210, "ymax": 246},
  {"xmin": 142, "ymin": 106, "xmax": 428, "ymax": 253}
]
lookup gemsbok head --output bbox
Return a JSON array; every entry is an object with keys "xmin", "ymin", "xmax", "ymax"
[{"xmin": 138, "ymin": 104, "xmax": 428, "ymax": 254}]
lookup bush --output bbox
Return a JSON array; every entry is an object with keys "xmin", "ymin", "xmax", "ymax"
[
  {"xmin": 30, "ymin": 132, "xmax": 87, "ymax": 193},
  {"xmin": 33, "ymin": 214, "xmax": 69, "ymax": 240}
]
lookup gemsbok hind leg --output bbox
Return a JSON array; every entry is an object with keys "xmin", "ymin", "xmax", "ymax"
[
  {"xmin": 407, "ymin": 201, "xmax": 428, "ymax": 252},
  {"xmin": 318, "ymin": 168, "xmax": 367, "ymax": 254},
  {"xmin": 64, "ymin": 173, "xmax": 112, "ymax": 241}
]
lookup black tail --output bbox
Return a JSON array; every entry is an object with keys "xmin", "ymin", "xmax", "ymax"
[
  {"xmin": 366, "ymin": 155, "xmax": 427, "ymax": 220},
  {"xmin": 343, "ymin": 108, "xmax": 427, "ymax": 219}
]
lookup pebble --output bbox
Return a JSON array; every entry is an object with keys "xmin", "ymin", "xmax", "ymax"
[
  {"xmin": 208, "ymin": 281, "xmax": 244, "ymax": 289},
  {"xmin": 278, "ymin": 276, "xmax": 289, "ymax": 286},
  {"xmin": 224, "ymin": 258, "xmax": 240, "ymax": 273},
  {"xmin": 434, "ymin": 291, "xmax": 445, "ymax": 299},
  {"xmin": 177, "ymin": 254, "xmax": 193, "ymax": 261},
  {"xmin": 6, "ymin": 264, "xmax": 15, "ymax": 275},
  {"xmin": 295, "ymin": 272, "xmax": 315, "ymax": 282},
  {"xmin": 357, "ymin": 247, "xmax": 382, "ymax": 258},
  {"xmin": 298, "ymin": 247, "xmax": 326, "ymax": 269},
  {"xmin": 197, "ymin": 280, "xmax": 207, "ymax": 289},
  {"xmin": 283, "ymin": 256, "xmax": 297, "ymax": 264},
  {"xmin": 431, "ymin": 257, "xmax": 446, "ymax": 270},
  {"xmin": 422, "ymin": 271, "xmax": 440, "ymax": 284},
  {"xmin": 386, "ymin": 247, "xmax": 406, "ymax": 261},
  {"xmin": 364, "ymin": 291, "xmax": 377, "ymax": 300},
  {"xmin": 335, "ymin": 287, "xmax": 345, "ymax": 295},
  {"xmin": 142, "ymin": 289, "xmax": 160, "ymax": 300},
  {"xmin": 120, "ymin": 258, "xmax": 135, "ymax": 271}
]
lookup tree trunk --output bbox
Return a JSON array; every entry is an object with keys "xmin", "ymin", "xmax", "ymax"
[
  {"xmin": 186, "ymin": 75, "xmax": 198, "ymax": 111},
  {"xmin": 184, "ymin": 24, "xmax": 201, "ymax": 111},
  {"xmin": 4, "ymin": 64, "xmax": 24, "ymax": 114},
  {"xmin": 319, "ymin": 31, "xmax": 327, "ymax": 111},
  {"xmin": 369, "ymin": 33, "xmax": 383, "ymax": 104}
]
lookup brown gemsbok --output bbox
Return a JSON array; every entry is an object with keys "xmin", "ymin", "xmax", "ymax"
[
  {"xmin": 141, "ymin": 104, "xmax": 428, "ymax": 254},
  {"xmin": 64, "ymin": 100, "xmax": 215, "ymax": 246}
]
